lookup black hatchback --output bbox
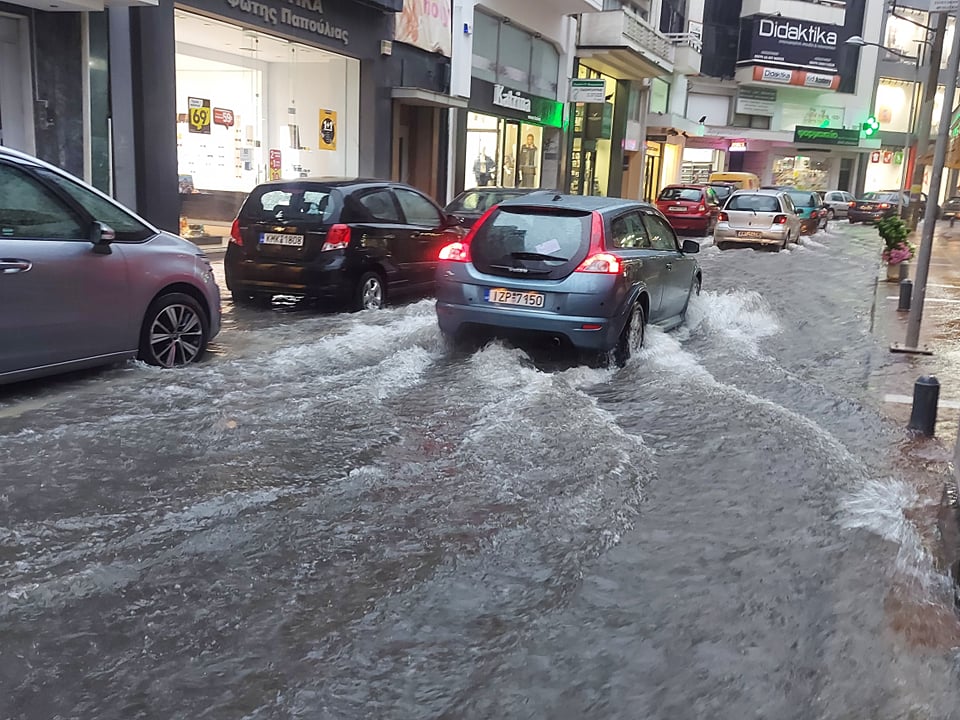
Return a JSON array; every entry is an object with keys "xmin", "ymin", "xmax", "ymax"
[{"xmin": 225, "ymin": 179, "xmax": 462, "ymax": 310}]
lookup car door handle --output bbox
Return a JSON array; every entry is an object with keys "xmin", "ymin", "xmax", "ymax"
[{"xmin": 0, "ymin": 259, "xmax": 32, "ymax": 274}]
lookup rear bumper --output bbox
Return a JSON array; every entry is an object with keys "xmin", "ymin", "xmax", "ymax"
[
  {"xmin": 224, "ymin": 246, "xmax": 353, "ymax": 299},
  {"xmin": 714, "ymin": 225, "xmax": 787, "ymax": 246},
  {"xmin": 848, "ymin": 209, "xmax": 893, "ymax": 223},
  {"xmin": 664, "ymin": 215, "xmax": 711, "ymax": 232}
]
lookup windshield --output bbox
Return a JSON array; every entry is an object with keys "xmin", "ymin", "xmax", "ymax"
[
  {"xmin": 447, "ymin": 190, "xmax": 524, "ymax": 213},
  {"xmin": 727, "ymin": 194, "xmax": 780, "ymax": 212},
  {"xmin": 658, "ymin": 187, "xmax": 703, "ymax": 202},
  {"xmin": 241, "ymin": 186, "xmax": 334, "ymax": 225}
]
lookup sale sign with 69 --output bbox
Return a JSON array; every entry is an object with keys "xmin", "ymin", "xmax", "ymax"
[{"xmin": 188, "ymin": 97, "xmax": 211, "ymax": 134}]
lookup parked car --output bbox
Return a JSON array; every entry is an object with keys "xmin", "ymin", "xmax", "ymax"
[
  {"xmin": 225, "ymin": 179, "xmax": 463, "ymax": 310},
  {"xmin": 821, "ymin": 190, "xmax": 856, "ymax": 219},
  {"xmin": 714, "ymin": 189, "xmax": 802, "ymax": 251},
  {"xmin": 655, "ymin": 184, "xmax": 720, "ymax": 236},
  {"xmin": 786, "ymin": 190, "xmax": 827, "ymax": 234},
  {"xmin": 445, "ymin": 187, "xmax": 545, "ymax": 228},
  {"xmin": 434, "ymin": 194, "xmax": 702, "ymax": 366},
  {"xmin": 0, "ymin": 146, "xmax": 221, "ymax": 385},
  {"xmin": 847, "ymin": 192, "xmax": 901, "ymax": 224},
  {"xmin": 706, "ymin": 182, "xmax": 736, "ymax": 207}
]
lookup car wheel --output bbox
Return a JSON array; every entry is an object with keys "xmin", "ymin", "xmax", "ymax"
[
  {"xmin": 681, "ymin": 275, "xmax": 702, "ymax": 322},
  {"xmin": 827, "ymin": 209, "xmax": 835, "ymax": 221},
  {"xmin": 355, "ymin": 271, "xmax": 385, "ymax": 311},
  {"xmin": 613, "ymin": 302, "xmax": 646, "ymax": 368},
  {"xmin": 139, "ymin": 292, "xmax": 209, "ymax": 368}
]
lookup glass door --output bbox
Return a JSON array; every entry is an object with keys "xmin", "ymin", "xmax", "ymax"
[{"xmin": 500, "ymin": 120, "xmax": 520, "ymax": 187}]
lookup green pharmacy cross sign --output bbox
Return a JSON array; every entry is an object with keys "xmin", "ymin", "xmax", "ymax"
[{"xmin": 793, "ymin": 126, "xmax": 862, "ymax": 146}]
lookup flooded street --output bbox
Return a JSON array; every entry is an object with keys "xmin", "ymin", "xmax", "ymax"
[{"xmin": 3, "ymin": 224, "xmax": 960, "ymax": 718}]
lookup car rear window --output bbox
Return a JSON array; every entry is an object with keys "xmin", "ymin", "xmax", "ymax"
[
  {"xmin": 241, "ymin": 185, "xmax": 334, "ymax": 225},
  {"xmin": 727, "ymin": 194, "xmax": 780, "ymax": 212},
  {"xmin": 470, "ymin": 207, "xmax": 591, "ymax": 280},
  {"xmin": 788, "ymin": 192, "xmax": 817, "ymax": 207},
  {"xmin": 658, "ymin": 187, "xmax": 702, "ymax": 202}
]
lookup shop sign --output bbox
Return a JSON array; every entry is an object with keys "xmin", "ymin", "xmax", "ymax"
[
  {"xmin": 883, "ymin": 151, "xmax": 893, "ymax": 164},
  {"xmin": 871, "ymin": 151, "xmax": 881, "ymax": 163},
  {"xmin": 224, "ymin": 0, "xmax": 350, "ymax": 46},
  {"xmin": 793, "ymin": 125, "xmax": 860, "ymax": 146},
  {"xmin": 394, "ymin": 0, "xmax": 451, "ymax": 57},
  {"xmin": 894, "ymin": 150, "xmax": 904, "ymax": 164},
  {"xmin": 469, "ymin": 78, "xmax": 563, "ymax": 128},
  {"xmin": 269, "ymin": 149, "xmax": 282, "ymax": 180},
  {"xmin": 570, "ymin": 79, "xmax": 606, "ymax": 104},
  {"xmin": 737, "ymin": 15, "xmax": 840, "ymax": 74},
  {"xmin": 213, "ymin": 107, "xmax": 235, "ymax": 128},
  {"xmin": 752, "ymin": 66, "xmax": 840, "ymax": 91},
  {"xmin": 932, "ymin": 0, "xmax": 959, "ymax": 10},
  {"xmin": 736, "ymin": 87, "xmax": 777, "ymax": 116},
  {"xmin": 729, "ymin": 140, "xmax": 747, "ymax": 152},
  {"xmin": 187, "ymin": 97, "xmax": 211, "ymax": 134},
  {"xmin": 319, "ymin": 109, "xmax": 337, "ymax": 151}
]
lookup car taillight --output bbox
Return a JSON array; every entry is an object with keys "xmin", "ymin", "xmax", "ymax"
[
  {"xmin": 848, "ymin": 201, "xmax": 855, "ymax": 207},
  {"xmin": 773, "ymin": 215, "xmax": 788, "ymax": 224},
  {"xmin": 321, "ymin": 224, "xmax": 351, "ymax": 251},
  {"xmin": 718, "ymin": 212, "xmax": 729, "ymax": 222},
  {"xmin": 229, "ymin": 218, "xmax": 243, "ymax": 246},
  {"xmin": 576, "ymin": 212, "xmax": 622, "ymax": 275},
  {"xmin": 437, "ymin": 206, "xmax": 497, "ymax": 263},
  {"xmin": 697, "ymin": 204, "xmax": 706, "ymax": 213}
]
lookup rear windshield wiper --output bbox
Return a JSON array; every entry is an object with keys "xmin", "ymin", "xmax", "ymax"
[{"xmin": 509, "ymin": 251, "xmax": 569, "ymax": 262}]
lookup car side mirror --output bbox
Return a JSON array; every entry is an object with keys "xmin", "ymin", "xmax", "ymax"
[
  {"xmin": 681, "ymin": 239, "xmax": 700, "ymax": 254},
  {"xmin": 90, "ymin": 221, "xmax": 116, "ymax": 254}
]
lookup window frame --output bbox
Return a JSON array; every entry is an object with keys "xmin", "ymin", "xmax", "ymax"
[
  {"xmin": 393, "ymin": 187, "xmax": 444, "ymax": 227},
  {"xmin": 640, "ymin": 211, "xmax": 680, "ymax": 252}
]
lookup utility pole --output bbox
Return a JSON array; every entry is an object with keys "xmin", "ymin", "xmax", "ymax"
[
  {"xmin": 898, "ymin": 9, "xmax": 960, "ymax": 353},
  {"xmin": 905, "ymin": 12, "xmax": 948, "ymax": 229}
]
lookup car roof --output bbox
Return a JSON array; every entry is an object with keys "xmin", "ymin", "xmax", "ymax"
[
  {"xmin": 497, "ymin": 193, "xmax": 655, "ymax": 214},
  {"xmin": 662, "ymin": 183, "xmax": 706, "ymax": 189},
  {"xmin": 730, "ymin": 189, "xmax": 785, "ymax": 196}
]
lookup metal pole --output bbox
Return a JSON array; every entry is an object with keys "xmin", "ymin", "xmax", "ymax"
[
  {"xmin": 907, "ymin": 13, "xmax": 948, "ymax": 230},
  {"xmin": 900, "ymin": 50, "xmax": 923, "ymax": 216},
  {"xmin": 903, "ymin": 11, "xmax": 960, "ymax": 351}
]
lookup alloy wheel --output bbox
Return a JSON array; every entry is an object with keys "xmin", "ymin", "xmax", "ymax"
[
  {"xmin": 362, "ymin": 276, "xmax": 383, "ymax": 310},
  {"xmin": 149, "ymin": 304, "xmax": 204, "ymax": 368}
]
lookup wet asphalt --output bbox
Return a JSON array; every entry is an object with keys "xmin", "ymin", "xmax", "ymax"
[{"xmin": 2, "ymin": 224, "xmax": 960, "ymax": 719}]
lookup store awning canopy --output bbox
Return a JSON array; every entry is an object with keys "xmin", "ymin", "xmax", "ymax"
[{"xmin": 391, "ymin": 88, "xmax": 468, "ymax": 110}]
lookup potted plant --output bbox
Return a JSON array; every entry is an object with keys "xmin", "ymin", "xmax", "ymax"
[{"xmin": 878, "ymin": 215, "xmax": 916, "ymax": 281}]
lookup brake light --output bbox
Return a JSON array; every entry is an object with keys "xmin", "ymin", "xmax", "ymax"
[
  {"xmin": 773, "ymin": 215, "xmax": 788, "ymax": 225},
  {"xmin": 848, "ymin": 201, "xmax": 855, "ymax": 207},
  {"xmin": 718, "ymin": 212, "xmax": 729, "ymax": 222},
  {"xmin": 321, "ymin": 224, "xmax": 351, "ymax": 251},
  {"xmin": 229, "ymin": 219, "xmax": 243, "ymax": 246},
  {"xmin": 697, "ymin": 204, "xmax": 706, "ymax": 213},
  {"xmin": 437, "ymin": 205, "xmax": 498, "ymax": 263},
  {"xmin": 576, "ymin": 212, "xmax": 621, "ymax": 274}
]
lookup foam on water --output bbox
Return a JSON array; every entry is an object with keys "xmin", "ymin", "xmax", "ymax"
[{"xmin": 681, "ymin": 289, "xmax": 780, "ymax": 355}]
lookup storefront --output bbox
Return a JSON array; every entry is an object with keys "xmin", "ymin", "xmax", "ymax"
[
  {"xmin": 113, "ymin": 0, "xmax": 396, "ymax": 232},
  {"xmin": 460, "ymin": 78, "xmax": 563, "ymax": 191},
  {"xmin": 864, "ymin": 147, "xmax": 908, "ymax": 192},
  {"xmin": 567, "ymin": 67, "xmax": 620, "ymax": 197}
]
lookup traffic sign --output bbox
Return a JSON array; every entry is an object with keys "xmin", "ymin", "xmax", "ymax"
[{"xmin": 570, "ymin": 79, "xmax": 606, "ymax": 104}]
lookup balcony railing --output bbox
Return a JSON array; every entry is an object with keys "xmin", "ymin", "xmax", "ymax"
[
  {"xmin": 664, "ymin": 32, "xmax": 703, "ymax": 54},
  {"xmin": 621, "ymin": 7, "xmax": 676, "ymax": 64}
]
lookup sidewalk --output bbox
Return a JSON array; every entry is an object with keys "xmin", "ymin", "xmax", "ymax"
[{"xmin": 871, "ymin": 221, "xmax": 960, "ymax": 441}]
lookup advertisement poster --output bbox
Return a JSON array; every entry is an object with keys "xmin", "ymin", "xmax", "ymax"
[
  {"xmin": 319, "ymin": 110, "xmax": 337, "ymax": 151},
  {"xmin": 213, "ymin": 108, "xmax": 235, "ymax": 128},
  {"xmin": 187, "ymin": 97, "xmax": 211, "ymax": 134},
  {"xmin": 737, "ymin": 15, "xmax": 840, "ymax": 75},
  {"xmin": 269, "ymin": 149, "xmax": 282, "ymax": 181},
  {"xmin": 394, "ymin": 0, "xmax": 451, "ymax": 57}
]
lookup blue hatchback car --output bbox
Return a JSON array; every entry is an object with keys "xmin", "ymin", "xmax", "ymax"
[{"xmin": 435, "ymin": 195, "xmax": 702, "ymax": 364}]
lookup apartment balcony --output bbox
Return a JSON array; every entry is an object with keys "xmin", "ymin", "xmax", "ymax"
[
  {"xmin": 664, "ymin": 32, "xmax": 702, "ymax": 75},
  {"xmin": 577, "ymin": 8, "xmax": 676, "ymax": 79}
]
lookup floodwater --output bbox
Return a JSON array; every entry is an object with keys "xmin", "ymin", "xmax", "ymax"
[{"xmin": 2, "ymin": 225, "xmax": 959, "ymax": 719}]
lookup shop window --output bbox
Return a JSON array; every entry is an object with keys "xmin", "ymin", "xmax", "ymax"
[
  {"xmin": 659, "ymin": 0, "xmax": 685, "ymax": 35},
  {"xmin": 732, "ymin": 113, "xmax": 770, "ymax": 130},
  {"xmin": 472, "ymin": 12, "xmax": 499, "ymax": 83},
  {"xmin": 883, "ymin": 8, "xmax": 927, "ymax": 63},
  {"xmin": 650, "ymin": 78, "xmax": 669, "ymax": 115},
  {"xmin": 498, "ymin": 24, "xmax": 531, "ymax": 87}
]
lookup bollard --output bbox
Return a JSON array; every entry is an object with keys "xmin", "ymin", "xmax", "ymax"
[
  {"xmin": 899, "ymin": 261, "xmax": 910, "ymax": 282},
  {"xmin": 908, "ymin": 375, "xmax": 940, "ymax": 437},
  {"xmin": 898, "ymin": 279, "xmax": 913, "ymax": 312}
]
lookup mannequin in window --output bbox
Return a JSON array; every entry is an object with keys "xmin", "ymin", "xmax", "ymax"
[
  {"xmin": 474, "ymin": 148, "xmax": 496, "ymax": 187},
  {"xmin": 518, "ymin": 134, "xmax": 538, "ymax": 188}
]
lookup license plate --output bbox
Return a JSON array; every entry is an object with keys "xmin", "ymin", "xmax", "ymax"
[
  {"xmin": 261, "ymin": 233, "xmax": 304, "ymax": 247},
  {"xmin": 486, "ymin": 288, "xmax": 545, "ymax": 308},
  {"xmin": 736, "ymin": 231, "xmax": 763, "ymax": 239},
  {"xmin": 860, "ymin": 204, "xmax": 875, "ymax": 211},
  {"xmin": 669, "ymin": 205, "xmax": 687, "ymax": 212}
]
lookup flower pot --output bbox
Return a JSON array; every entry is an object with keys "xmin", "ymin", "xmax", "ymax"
[{"xmin": 886, "ymin": 263, "xmax": 902, "ymax": 282}]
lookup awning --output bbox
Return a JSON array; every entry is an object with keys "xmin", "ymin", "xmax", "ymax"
[{"xmin": 391, "ymin": 88, "xmax": 469, "ymax": 110}]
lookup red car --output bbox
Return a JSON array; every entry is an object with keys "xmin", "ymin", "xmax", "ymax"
[{"xmin": 656, "ymin": 184, "xmax": 721, "ymax": 236}]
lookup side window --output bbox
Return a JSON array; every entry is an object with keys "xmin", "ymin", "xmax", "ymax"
[
  {"xmin": 0, "ymin": 163, "xmax": 87, "ymax": 240},
  {"xmin": 641, "ymin": 213, "xmax": 678, "ymax": 252},
  {"xmin": 395, "ymin": 188, "xmax": 443, "ymax": 227},
  {"xmin": 39, "ymin": 169, "xmax": 152, "ymax": 241},
  {"xmin": 609, "ymin": 212, "xmax": 650, "ymax": 249},
  {"xmin": 356, "ymin": 189, "xmax": 402, "ymax": 223}
]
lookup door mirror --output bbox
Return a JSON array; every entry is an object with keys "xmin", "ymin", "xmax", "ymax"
[
  {"xmin": 681, "ymin": 239, "xmax": 700, "ymax": 254},
  {"xmin": 90, "ymin": 221, "xmax": 116, "ymax": 254}
]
